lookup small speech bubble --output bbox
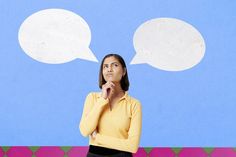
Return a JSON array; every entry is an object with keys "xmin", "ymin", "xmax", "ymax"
[
  {"xmin": 18, "ymin": 9, "xmax": 98, "ymax": 64},
  {"xmin": 131, "ymin": 18, "xmax": 206, "ymax": 71}
]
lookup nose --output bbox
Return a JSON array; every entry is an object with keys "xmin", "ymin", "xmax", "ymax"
[{"xmin": 108, "ymin": 65, "xmax": 113, "ymax": 72}]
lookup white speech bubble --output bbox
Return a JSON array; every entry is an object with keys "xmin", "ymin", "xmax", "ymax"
[
  {"xmin": 131, "ymin": 18, "xmax": 206, "ymax": 71},
  {"xmin": 18, "ymin": 9, "xmax": 98, "ymax": 64}
]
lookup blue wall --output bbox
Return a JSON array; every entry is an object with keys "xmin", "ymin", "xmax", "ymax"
[{"xmin": 1, "ymin": 0, "xmax": 236, "ymax": 146}]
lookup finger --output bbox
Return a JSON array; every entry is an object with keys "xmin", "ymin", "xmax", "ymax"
[
  {"xmin": 103, "ymin": 83, "xmax": 110, "ymax": 89},
  {"xmin": 107, "ymin": 82, "xmax": 115, "ymax": 88},
  {"xmin": 102, "ymin": 84, "xmax": 107, "ymax": 88},
  {"xmin": 110, "ymin": 82, "xmax": 115, "ymax": 87},
  {"xmin": 104, "ymin": 82, "xmax": 111, "ymax": 87}
]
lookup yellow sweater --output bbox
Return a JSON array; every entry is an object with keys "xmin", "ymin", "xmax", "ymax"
[{"xmin": 79, "ymin": 92, "xmax": 142, "ymax": 153}]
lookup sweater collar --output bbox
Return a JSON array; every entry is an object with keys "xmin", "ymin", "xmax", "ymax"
[{"xmin": 98, "ymin": 91, "xmax": 128, "ymax": 101}]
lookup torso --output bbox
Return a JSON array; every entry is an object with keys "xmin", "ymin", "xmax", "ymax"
[{"xmin": 109, "ymin": 92, "xmax": 125, "ymax": 110}]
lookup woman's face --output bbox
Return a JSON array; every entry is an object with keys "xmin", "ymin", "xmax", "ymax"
[{"xmin": 102, "ymin": 56, "xmax": 126, "ymax": 83}]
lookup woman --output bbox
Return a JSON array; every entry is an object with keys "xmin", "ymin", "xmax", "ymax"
[{"xmin": 79, "ymin": 54, "xmax": 142, "ymax": 157}]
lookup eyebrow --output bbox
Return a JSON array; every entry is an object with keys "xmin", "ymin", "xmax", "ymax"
[{"xmin": 103, "ymin": 62, "xmax": 119, "ymax": 65}]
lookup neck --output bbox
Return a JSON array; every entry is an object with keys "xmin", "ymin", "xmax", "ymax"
[{"xmin": 111, "ymin": 82, "xmax": 125, "ymax": 98}]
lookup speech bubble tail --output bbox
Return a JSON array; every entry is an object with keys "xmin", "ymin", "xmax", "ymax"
[
  {"xmin": 77, "ymin": 48, "xmax": 98, "ymax": 62},
  {"xmin": 130, "ymin": 53, "xmax": 147, "ymax": 65}
]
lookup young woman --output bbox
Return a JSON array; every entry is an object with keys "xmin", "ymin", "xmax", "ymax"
[{"xmin": 79, "ymin": 54, "xmax": 142, "ymax": 157}]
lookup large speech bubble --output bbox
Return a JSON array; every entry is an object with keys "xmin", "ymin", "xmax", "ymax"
[
  {"xmin": 18, "ymin": 9, "xmax": 98, "ymax": 64},
  {"xmin": 131, "ymin": 18, "xmax": 206, "ymax": 71}
]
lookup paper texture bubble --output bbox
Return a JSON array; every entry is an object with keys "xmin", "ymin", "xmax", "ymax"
[
  {"xmin": 18, "ymin": 9, "xmax": 98, "ymax": 64},
  {"xmin": 131, "ymin": 18, "xmax": 206, "ymax": 71}
]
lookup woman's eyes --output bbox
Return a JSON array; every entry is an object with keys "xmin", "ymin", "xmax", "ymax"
[
  {"xmin": 103, "ymin": 64, "xmax": 119, "ymax": 68},
  {"xmin": 103, "ymin": 65, "xmax": 108, "ymax": 68}
]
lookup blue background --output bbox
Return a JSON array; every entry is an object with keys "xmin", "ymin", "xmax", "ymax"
[{"xmin": 1, "ymin": 0, "xmax": 236, "ymax": 146}]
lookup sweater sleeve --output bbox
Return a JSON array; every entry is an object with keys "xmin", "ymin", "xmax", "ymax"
[
  {"xmin": 79, "ymin": 93, "xmax": 109, "ymax": 137},
  {"xmin": 94, "ymin": 101, "xmax": 142, "ymax": 153}
]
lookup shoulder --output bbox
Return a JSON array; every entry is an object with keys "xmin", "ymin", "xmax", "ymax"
[
  {"xmin": 126, "ymin": 94, "xmax": 142, "ymax": 117},
  {"xmin": 86, "ymin": 92, "xmax": 101, "ymax": 99},
  {"xmin": 127, "ymin": 94, "xmax": 141, "ymax": 104},
  {"xmin": 126, "ymin": 94, "xmax": 142, "ymax": 109}
]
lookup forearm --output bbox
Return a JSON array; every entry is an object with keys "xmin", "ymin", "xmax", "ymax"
[
  {"xmin": 80, "ymin": 105, "xmax": 103, "ymax": 136},
  {"xmin": 95, "ymin": 133, "xmax": 140, "ymax": 153},
  {"xmin": 80, "ymin": 97, "xmax": 108, "ymax": 136}
]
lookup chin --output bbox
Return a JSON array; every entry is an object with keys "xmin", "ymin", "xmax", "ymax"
[{"xmin": 105, "ymin": 78, "xmax": 119, "ymax": 82}]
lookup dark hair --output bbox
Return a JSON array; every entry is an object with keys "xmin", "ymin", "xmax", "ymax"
[{"xmin": 99, "ymin": 54, "xmax": 129, "ymax": 91}]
